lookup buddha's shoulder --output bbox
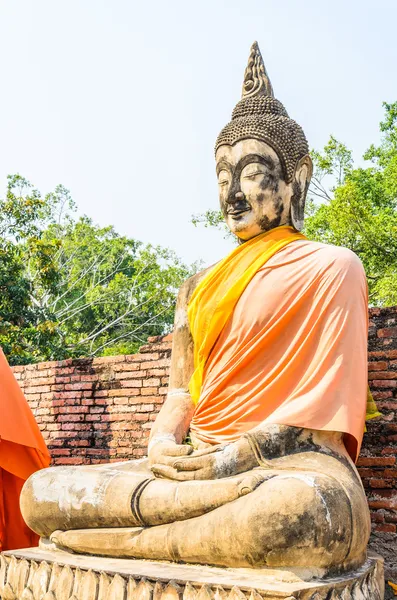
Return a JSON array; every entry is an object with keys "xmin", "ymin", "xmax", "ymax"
[
  {"xmin": 299, "ymin": 240, "xmax": 365, "ymax": 277},
  {"xmin": 178, "ymin": 264, "xmax": 215, "ymax": 302}
]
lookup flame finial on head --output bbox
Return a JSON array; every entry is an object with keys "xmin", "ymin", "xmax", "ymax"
[{"xmin": 242, "ymin": 41, "xmax": 274, "ymax": 99}]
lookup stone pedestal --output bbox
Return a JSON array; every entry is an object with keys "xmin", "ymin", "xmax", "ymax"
[{"xmin": 0, "ymin": 548, "xmax": 384, "ymax": 600}]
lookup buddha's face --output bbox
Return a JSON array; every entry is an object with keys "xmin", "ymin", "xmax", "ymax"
[{"xmin": 216, "ymin": 139, "xmax": 294, "ymax": 241}]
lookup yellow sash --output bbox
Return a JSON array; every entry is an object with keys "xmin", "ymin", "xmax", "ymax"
[
  {"xmin": 187, "ymin": 226, "xmax": 305, "ymax": 404},
  {"xmin": 365, "ymin": 388, "xmax": 382, "ymax": 427}
]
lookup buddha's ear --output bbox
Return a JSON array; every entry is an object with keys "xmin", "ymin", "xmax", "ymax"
[{"xmin": 290, "ymin": 154, "xmax": 313, "ymax": 231}]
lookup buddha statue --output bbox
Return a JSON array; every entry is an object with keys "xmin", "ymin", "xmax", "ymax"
[{"xmin": 20, "ymin": 42, "xmax": 372, "ymax": 577}]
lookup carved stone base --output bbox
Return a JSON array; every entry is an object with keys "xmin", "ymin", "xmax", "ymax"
[{"xmin": 0, "ymin": 548, "xmax": 384, "ymax": 600}]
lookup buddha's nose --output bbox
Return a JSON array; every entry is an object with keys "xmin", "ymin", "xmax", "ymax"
[{"xmin": 227, "ymin": 191, "xmax": 246, "ymax": 205}]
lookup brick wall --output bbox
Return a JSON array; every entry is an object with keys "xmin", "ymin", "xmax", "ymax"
[
  {"xmin": 358, "ymin": 306, "xmax": 397, "ymax": 581},
  {"xmin": 11, "ymin": 308, "xmax": 397, "ymax": 579},
  {"xmin": 11, "ymin": 335, "xmax": 173, "ymax": 465}
]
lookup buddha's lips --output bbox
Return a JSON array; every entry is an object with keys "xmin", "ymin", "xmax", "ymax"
[{"xmin": 228, "ymin": 207, "xmax": 251, "ymax": 218}]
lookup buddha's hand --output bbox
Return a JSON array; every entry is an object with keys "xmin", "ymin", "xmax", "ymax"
[
  {"xmin": 151, "ymin": 438, "xmax": 257, "ymax": 481},
  {"xmin": 148, "ymin": 433, "xmax": 193, "ymax": 469}
]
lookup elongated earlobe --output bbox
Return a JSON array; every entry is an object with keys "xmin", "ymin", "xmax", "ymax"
[{"xmin": 290, "ymin": 155, "xmax": 313, "ymax": 231}]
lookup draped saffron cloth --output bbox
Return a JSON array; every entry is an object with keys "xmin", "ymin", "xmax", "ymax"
[
  {"xmin": 188, "ymin": 227, "xmax": 376, "ymax": 462},
  {"xmin": 0, "ymin": 348, "xmax": 51, "ymax": 551}
]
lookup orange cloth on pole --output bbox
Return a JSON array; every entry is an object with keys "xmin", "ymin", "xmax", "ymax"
[
  {"xmin": 190, "ymin": 240, "xmax": 368, "ymax": 462},
  {"xmin": 0, "ymin": 348, "xmax": 50, "ymax": 550}
]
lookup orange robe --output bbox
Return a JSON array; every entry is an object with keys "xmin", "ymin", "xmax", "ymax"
[
  {"xmin": 0, "ymin": 349, "xmax": 51, "ymax": 550},
  {"xmin": 190, "ymin": 240, "xmax": 368, "ymax": 462}
]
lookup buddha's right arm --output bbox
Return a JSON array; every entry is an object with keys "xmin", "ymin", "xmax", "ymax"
[{"xmin": 148, "ymin": 277, "xmax": 197, "ymax": 465}]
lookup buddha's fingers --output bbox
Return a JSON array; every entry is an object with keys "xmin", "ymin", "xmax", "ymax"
[
  {"xmin": 151, "ymin": 464, "xmax": 195, "ymax": 480},
  {"xmin": 160, "ymin": 444, "xmax": 194, "ymax": 457}
]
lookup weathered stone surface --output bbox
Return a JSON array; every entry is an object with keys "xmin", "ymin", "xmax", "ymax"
[{"xmin": 0, "ymin": 550, "xmax": 384, "ymax": 600}]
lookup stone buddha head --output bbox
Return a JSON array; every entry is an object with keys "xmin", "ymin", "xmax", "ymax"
[{"xmin": 215, "ymin": 42, "xmax": 312, "ymax": 241}]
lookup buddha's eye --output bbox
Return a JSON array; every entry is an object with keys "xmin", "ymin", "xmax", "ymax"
[
  {"xmin": 241, "ymin": 165, "xmax": 266, "ymax": 180},
  {"xmin": 217, "ymin": 170, "xmax": 230, "ymax": 186}
]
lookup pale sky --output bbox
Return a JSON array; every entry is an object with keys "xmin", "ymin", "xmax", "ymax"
[{"xmin": 0, "ymin": 1, "xmax": 396, "ymax": 266}]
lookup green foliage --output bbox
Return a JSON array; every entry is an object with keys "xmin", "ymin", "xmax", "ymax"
[
  {"xmin": 305, "ymin": 102, "xmax": 397, "ymax": 306},
  {"xmin": 0, "ymin": 176, "xmax": 196, "ymax": 364}
]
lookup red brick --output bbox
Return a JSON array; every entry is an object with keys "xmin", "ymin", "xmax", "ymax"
[
  {"xmin": 147, "ymin": 368, "xmax": 166, "ymax": 377},
  {"xmin": 384, "ymin": 510, "xmax": 397, "ymax": 523},
  {"xmin": 113, "ymin": 363, "xmax": 140, "ymax": 372},
  {"xmin": 368, "ymin": 371, "xmax": 397, "ymax": 380},
  {"xmin": 384, "ymin": 469, "xmax": 397, "ymax": 478},
  {"xmin": 369, "ymin": 499, "xmax": 395, "ymax": 510},
  {"xmin": 141, "ymin": 387, "xmax": 158, "ymax": 396},
  {"xmin": 140, "ymin": 359, "xmax": 170, "ymax": 370},
  {"xmin": 46, "ymin": 424, "xmax": 61, "ymax": 431},
  {"xmin": 108, "ymin": 389, "xmax": 139, "ymax": 397},
  {"xmin": 115, "ymin": 370, "xmax": 147, "ymax": 379},
  {"xmin": 368, "ymin": 350, "xmax": 397, "ymax": 359},
  {"xmin": 24, "ymin": 385, "xmax": 51, "ymax": 394},
  {"xmin": 57, "ymin": 414, "xmax": 85, "ymax": 422},
  {"xmin": 38, "ymin": 361, "xmax": 58, "ymax": 370},
  {"xmin": 357, "ymin": 468, "xmax": 379, "ymax": 478},
  {"xmin": 112, "ymin": 398, "xmax": 129, "ymax": 405},
  {"xmin": 120, "ymin": 380, "xmax": 142, "ymax": 388},
  {"xmin": 381, "ymin": 448, "xmax": 397, "ymax": 455},
  {"xmin": 35, "ymin": 408, "xmax": 50, "ymax": 416},
  {"xmin": 58, "ymin": 406, "xmax": 89, "ymax": 414},
  {"xmin": 69, "ymin": 440, "xmax": 90, "ymax": 447},
  {"xmin": 86, "ymin": 449, "xmax": 109, "ymax": 456},
  {"xmin": 370, "ymin": 478, "xmax": 394, "ymax": 489},
  {"xmin": 56, "ymin": 457, "xmax": 85, "ymax": 465},
  {"xmin": 56, "ymin": 367, "xmax": 75, "ymax": 374},
  {"xmin": 128, "ymin": 353, "xmax": 159, "ymax": 363},
  {"xmin": 368, "ymin": 361, "xmax": 388, "ymax": 371},
  {"xmin": 25, "ymin": 393, "xmax": 41, "ymax": 401},
  {"xmin": 357, "ymin": 457, "xmax": 396, "ymax": 466},
  {"xmin": 372, "ymin": 392, "xmax": 394, "ymax": 401},
  {"xmin": 93, "ymin": 390, "xmax": 109, "ymax": 397},
  {"xmin": 372, "ymin": 523, "xmax": 396, "ymax": 533},
  {"xmin": 51, "ymin": 449, "xmax": 71, "ymax": 456},
  {"xmin": 377, "ymin": 327, "xmax": 397, "ymax": 338},
  {"xmin": 53, "ymin": 391, "xmax": 83, "ymax": 399},
  {"xmin": 93, "ymin": 355, "xmax": 125, "ymax": 364},
  {"xmin": 371, "ymin": 380, "xmax": 397, "ymax": 388},
  {"xmin": 65, "ymin": 383, "xmax": 94, "ymax": 391},
  {"xmin": 55, "ymin": 376, "xmax": 71, "ymax": 384},
  {"xmin": 370, "ymin": 511, "xmax": 385, "ymax": 523},
  {"xmin": 80, "ymin": 375, "xmax": 99, "ymax": 382},
  {"xmin": 109, "ymin": 422, "xmax": 132, "ymax": 431},
  {"xmin": 143, "ymin": 378, "xmax": 160, "ymax": 387},
  {"xmin": 134, "ymin": 414, "xmax": 149, "ymax": 421}
]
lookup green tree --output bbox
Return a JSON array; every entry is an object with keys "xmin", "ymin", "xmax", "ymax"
[
  {"xmin": 305, "ymin": 103, "xmax": 397, "ymax": 305},
  {"xmin": 0, "ymin": 175, "xmax": 196, "ymax": 364}
]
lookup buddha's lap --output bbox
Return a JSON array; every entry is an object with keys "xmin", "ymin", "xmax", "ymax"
[
  {"xmin": 22, "ymin": 458, "xmax": 368, "ymax": 561},
  {"xmin": 46, "ymin": 470, "xmax": 367, "ymax": 570}
]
